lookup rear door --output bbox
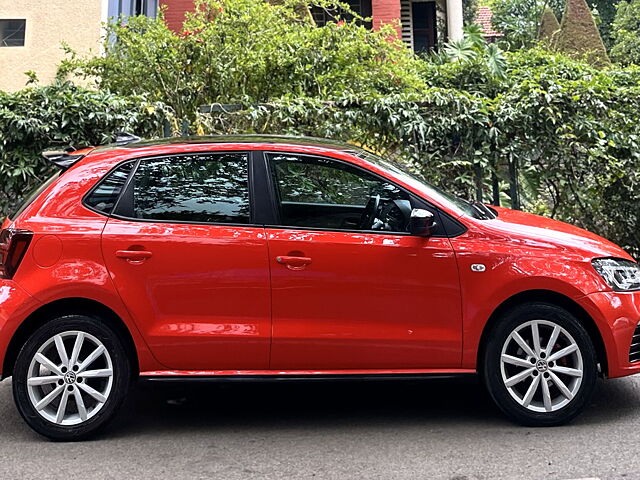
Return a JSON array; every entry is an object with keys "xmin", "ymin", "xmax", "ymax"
[{"xmin": 100, "ymin": 151, "xmax": 271, "ymax": 370}]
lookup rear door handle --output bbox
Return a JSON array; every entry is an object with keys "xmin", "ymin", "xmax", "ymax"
[
  {"xmin": 276, "ymin": 255, "xmax": 312, "ymax": 270},
  {"xmin": 116, "ymin": 249, "xmax": 153, "ymax": 263}
]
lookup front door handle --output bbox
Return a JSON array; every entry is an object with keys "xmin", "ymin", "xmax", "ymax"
[
  {"xmin": 116, "ymin": 249, "xmax": 153, "ymax": 264},
  {"xmin": 276, "ymin": 255, "xmax": 312, "ymax": 270}
]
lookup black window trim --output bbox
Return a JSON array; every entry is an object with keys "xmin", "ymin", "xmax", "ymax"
[
  {"xmin": 262, "ymin": 151, "xmax": 466, "ymax": 238},
  {"xmin": 81, "ymin": 159, "xmax": 138, "ymax": 217},
  {"xmin": 251, "ymin": 150, "xmax": 279, "ymax": 225},
  {"xmin": 83, "ymin": 151, "xmax": 259, "ymax": 228}
]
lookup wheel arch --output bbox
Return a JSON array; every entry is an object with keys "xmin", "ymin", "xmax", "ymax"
[
  {"xmin": 476, "ymin": 289, "xmax": 608, "ymax": 377},
  {"xmin": 2, "ymin": 297, "xmax": 139, "ymax": 379}
]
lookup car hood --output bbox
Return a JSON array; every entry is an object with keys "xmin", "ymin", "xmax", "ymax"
[{"xmin": 477, "ymin": 206, "xmax": 633, "ymax": 261}]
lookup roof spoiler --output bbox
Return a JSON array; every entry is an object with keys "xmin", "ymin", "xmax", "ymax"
[
  {"xmin": 41, "ymin": 151, "xmax": 86, "ymax": 171},
  {"xmin": 41, "ymin": 132, "xmax": 141, "ymax": 170},
  {"xmin": 114, "ymin": 132, "xmax": 141, "ymax": 146}
]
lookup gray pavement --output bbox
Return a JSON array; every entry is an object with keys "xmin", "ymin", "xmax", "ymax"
[{"xmin": 1, "ymin": 375, "xmax": 639, "ymax": 479}]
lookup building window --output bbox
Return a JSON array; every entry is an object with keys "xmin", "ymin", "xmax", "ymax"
[
  {"xmin": 310, "ymin": 0, "xmax": 372, "ymax": 28},
  {"xmin": 108, "ymin": 0, "xmax": 158, "ymax": 20},
  {"xmin": 0, "ymin": 19, "xmax": 26, "ymax": 47},
  {"xmin": 401, "ymin": 0, "xmax": 438, "ymax": 53},
  {"xmin": 132, "ymin": 0, "xmax": 156, "ymax": 16}
]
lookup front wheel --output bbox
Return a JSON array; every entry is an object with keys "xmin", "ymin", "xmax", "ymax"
[
  {"xmin": 12, "ymin": 315, "xmax": 131, "ymax": 440},
  {"xmin": 483, "ymin": 303, "xmax": 597, "ymax": 427}
]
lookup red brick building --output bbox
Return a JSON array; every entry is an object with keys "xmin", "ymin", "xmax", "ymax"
[
  {"xmin": 158, "ymin": 0, "xmax": 463, "ymax": 52},
  {"xmin": 475, "ymin": 5, "xmax": 503, "ymax": 43}
]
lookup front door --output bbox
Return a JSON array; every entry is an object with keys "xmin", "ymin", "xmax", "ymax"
[
  {"xmin": 102, "ymin": 151, "xmax": 271, "ymax": 370},
  {"xmin": 265, "ymin": 153, "xmax": 462, "ymax": 370},
  {"xmin": 412, "ymin": 1, "xmax": 437, "ymax": 52}
]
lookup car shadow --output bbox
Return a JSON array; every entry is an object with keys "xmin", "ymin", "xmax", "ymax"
[{"xmin": 108, "ymin": 374, "xmax": 640, "ymax": 437}]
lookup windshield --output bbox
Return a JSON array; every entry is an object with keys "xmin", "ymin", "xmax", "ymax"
[{"xmin": 351, "ymin": 150, "xmax": 490, "ymax": 219}]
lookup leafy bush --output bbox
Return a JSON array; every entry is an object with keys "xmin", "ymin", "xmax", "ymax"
[
  {"xmin": 0, "ymin": 82, "xmax": 169, "ymax": 215},
  {"xmin": 555, "ymin": 0, "xmax": 610, "ymax": 66},
  {"xmin": 423, "ymin": 25, "xmax": 507, "ymax": 96},
  {"xmin": 611, "ymin": 0, "xmax": 640, "ymax": 65},
  {"xmin": 490, "ymin": 0, "xmax": 620, "ymax": 52},
  {"xmin": 463, "ymin": 0, "xmax": 480, "ymax": 25},
  {"xmin": 491, "ymin": 0, "xmax": 563, "ymax": 49},
  {"xmin": 591, "ymin": 0, "xmax": 621, "ymax": 50},
  {"xmin": 60, "ymin": 0, "xmax": 426, "ymax": 119}
]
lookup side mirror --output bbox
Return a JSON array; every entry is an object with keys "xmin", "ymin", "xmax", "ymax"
[{"xmin": 409, "ymin": 209, "xmax": 435, "ymax": 237}]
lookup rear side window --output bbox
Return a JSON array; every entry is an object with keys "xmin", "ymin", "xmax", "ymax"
[
  {"xmin": 84, "ymin": 162, "xmax": 134, "ymax": 215},
  {"xmin": 120, "ymin": 153, "xmax": 250, "ymax": 224}
]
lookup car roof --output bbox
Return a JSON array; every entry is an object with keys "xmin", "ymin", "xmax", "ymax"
[{"xmin": 93, "ymin": 134, "xmax": 359, "ymax": 153}]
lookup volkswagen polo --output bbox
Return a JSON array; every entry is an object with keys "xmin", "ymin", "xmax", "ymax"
[{"xmin": 1, "ymin": 135, "xmax": 640, "ymax": 440}]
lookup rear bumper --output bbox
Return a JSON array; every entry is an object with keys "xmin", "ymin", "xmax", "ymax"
[
  {"xmin": 580, "ymin": 290, "xmax": 640, "ymax": 378},
  {"xmin": 0, "ymin": 280, "xmax": 40, "ymax": 378}
]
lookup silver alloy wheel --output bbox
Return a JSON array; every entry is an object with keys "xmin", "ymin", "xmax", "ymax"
[
  {"xmin": 500, "ymin": 320, "xmax": 583, "ymax": 413},
  {"xmin": 26, "ymin": 331, "xmax": 114, "ymax": 426}
]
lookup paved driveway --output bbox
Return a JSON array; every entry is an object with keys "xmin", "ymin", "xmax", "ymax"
[{"xmin": 0, "ymin": 375, "xmax": 639, "ymax": 479}]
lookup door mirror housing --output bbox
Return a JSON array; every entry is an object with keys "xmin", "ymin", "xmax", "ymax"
[{"xmin": 409, "ymin": 209, "xmax": 435, "ymax": 236}]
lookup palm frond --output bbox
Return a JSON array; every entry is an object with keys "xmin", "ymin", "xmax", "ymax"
[
  {"xmin": 486, "ymin": 43, "xmax": 507, "ymax": 79},
  {"xmin": 445, "ymin": 38, "xmax": 477, "ymax": 62}
]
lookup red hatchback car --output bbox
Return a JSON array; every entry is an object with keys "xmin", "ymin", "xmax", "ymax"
[{"xmin": 1, "ymin": 134, "xmax": 640, "ymax": 440}]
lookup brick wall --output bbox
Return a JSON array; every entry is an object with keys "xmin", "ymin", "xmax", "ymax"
[
  {"xmin": 160, "ymin": 0, "xmax": 194, "ymax": 32},
  {"xmin": 161, "ymin": 0, "xmax": 402, "ymax": 36},
  {"xmin": 371, "ymin": 0, "xmax": 401, "ymax": 37}
]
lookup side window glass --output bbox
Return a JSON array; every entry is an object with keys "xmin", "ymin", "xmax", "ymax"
[
  {"xmin": 84, "ymin": 162, "xmax": 134, "ymax": 215},
  {"xmin": 268, "ymin": 154, "xmax": 411, "ymax": 232},
  {"xmin": 129, "ymin": 153, "xmax": 250, "ymax": 224}
]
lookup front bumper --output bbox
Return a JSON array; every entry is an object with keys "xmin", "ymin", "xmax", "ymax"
[{"xmin": 580, "ymin": 290, "xmax": 640, "ymax": 378}]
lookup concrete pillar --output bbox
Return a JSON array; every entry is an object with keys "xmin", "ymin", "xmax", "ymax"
[{"xmin": 446, "ymin": 0, "xmax": 464, "ymax": 41}]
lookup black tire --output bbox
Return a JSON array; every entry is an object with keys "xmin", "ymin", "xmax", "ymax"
[
  {"xmin": 482, "ymin": 302, "xmax": 597, "ymax": 427},
  {"xmin": 12, "ymin": 315, "xmax": 131, "ymax": 441}
]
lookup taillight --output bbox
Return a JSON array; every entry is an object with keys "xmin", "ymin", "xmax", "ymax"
[{"xmin": 0, "ymin": 229, "xmax": 33, "ymax": 279}]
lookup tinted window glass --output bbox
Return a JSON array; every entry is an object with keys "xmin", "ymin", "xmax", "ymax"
[
  {"xmin": 84, "ymin": 162, "xmax": 134, "ymax": 214},
  {"xmin": 130, "ymin": 153, "xmax": 250, "ymax": 224},
  {"xmin": 353, "ymin": 149, "xmax": 485, "ymax": 219},
  {"xmin": 269, "ymin": 154, "xmax": 411, "ymax": 232}
]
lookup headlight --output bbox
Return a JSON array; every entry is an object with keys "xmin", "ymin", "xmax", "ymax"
[{"xmin": 592, "ymin": 258, "xmax": 640, "ymax": 292}]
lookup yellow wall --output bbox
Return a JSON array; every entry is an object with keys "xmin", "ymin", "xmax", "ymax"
[{"xmin": 0, "ymin": 0, "xmax": 104, "ymax": 92}]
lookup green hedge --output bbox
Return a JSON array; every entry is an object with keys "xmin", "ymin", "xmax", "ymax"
[
  {"xmin": 0, "ymin": 82, "xmax": 170, "ymax": 215},
  {"xmin": 199, "ymin": 50, "xmax": 640, "ymax": 255},
  {"xmin": 555, "ymin": 0, "xmax": 610, "ymax": 66}
]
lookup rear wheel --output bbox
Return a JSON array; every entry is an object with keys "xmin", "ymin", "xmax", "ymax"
[
  {"xmin": 12, "ymin": 315, "xmax": 131, "ymax": 440},
  {"xmin": 483, "ymin": 303, "xmax": 597, "ymax": 426}
]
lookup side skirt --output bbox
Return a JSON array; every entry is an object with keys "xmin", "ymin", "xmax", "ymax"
[{"xmin": 140, "ymin": 369, "xmax": 477, "ymax": 383}]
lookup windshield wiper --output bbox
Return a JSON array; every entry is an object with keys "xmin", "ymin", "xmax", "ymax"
[
  {"xmin": 456, "ymin": 196, "xmax": 497, "ymax": 220},
  {"xmin": 471, "ymin": 201, "xmax": 498, "ymax": 220}
]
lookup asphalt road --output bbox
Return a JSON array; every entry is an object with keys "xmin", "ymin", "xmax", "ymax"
[{"xmin": 1, "ymin": 375, "xmax": 640, "ymax": 480}]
